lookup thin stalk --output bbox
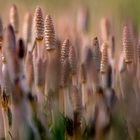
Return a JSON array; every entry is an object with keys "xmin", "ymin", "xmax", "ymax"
[
  {"xmin": 36, "ymin": 40, "xmax": 43, "ymax": 59},
  {"xmin": 81, "ymin": 82, "xmax": 87, "ymax": 108},
  {"xmin": 1, "ymin": 108, "xmax": 10, "ymax": 140}
]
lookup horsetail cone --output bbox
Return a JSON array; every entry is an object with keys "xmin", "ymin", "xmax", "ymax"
[
  {"xmin": 44, "ymin": 15, "xmax": 56, "ymax": 50},
  {"xmin": 23, "ymin": 12, "xmax": 32, "ymax": 44},
  {"xmin": 69, "ymin": 45, "xmax": 77, "ymax": 75},
  {"xmin": 61, "ymin": 39, "xmax": 70, "ymax": 64},
  {"xmin": 33, "ymin": 6, "xmax": 44, "ymax": 40},
  {"xmin": 60, "ymin": 39, "xmax": 70, "ymax": 87},
  {"xmin": 100, "ymin": 43, "xmax": 108, "ymax": 73},
  {"xmin": 100, "ymin": 17, "xmax": 110, "ymax": 42},
  {"xmin": 9, "ymin": 4, "xmax": 19, "ymax": 33},
  {"xmin": 123, "ymin": 25, "xmax": 133, "ymax": 63},
  {"xmin": 93, "ymin": 37, "xmax": 101, "ymax": 72}
]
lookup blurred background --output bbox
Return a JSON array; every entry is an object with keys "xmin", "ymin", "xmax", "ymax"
[{"xmin": 0, "ymin": 0, "xmax": 140, "ymax": 31}]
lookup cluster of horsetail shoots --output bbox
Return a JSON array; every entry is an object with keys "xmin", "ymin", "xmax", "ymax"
[{"xmin": 0, "ymin": 3, "xmax": 140, "ymax": 140}]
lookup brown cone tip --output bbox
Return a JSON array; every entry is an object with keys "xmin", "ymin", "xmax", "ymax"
[
  {"xmin": 69, "ymin": 45, "xmax": 77, "ymax": 75},
  {"xmin": 100, "ymin": 42, "xmax": 108, "ymax": 74},
  {"xmin": 123, "ymin": 25, "xmax": 133, "ymax": 63},
  {"xmin": 9, "ymin": 4, "xmax": 19, "ymax": 33},
  {"xmin": 93, "ymin": 37, "xmax": 101, "ymax": 72},
  {"xmin": 34, "ymin": 6, "xmax": 44, "ymax": 40},
  {"xmin": 44, "ymin": 15, "xmax": 56, "ymax": 51},
  {"xmin": 61, "ymin": 39, "xmax": 70, "ymax": 65}
]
